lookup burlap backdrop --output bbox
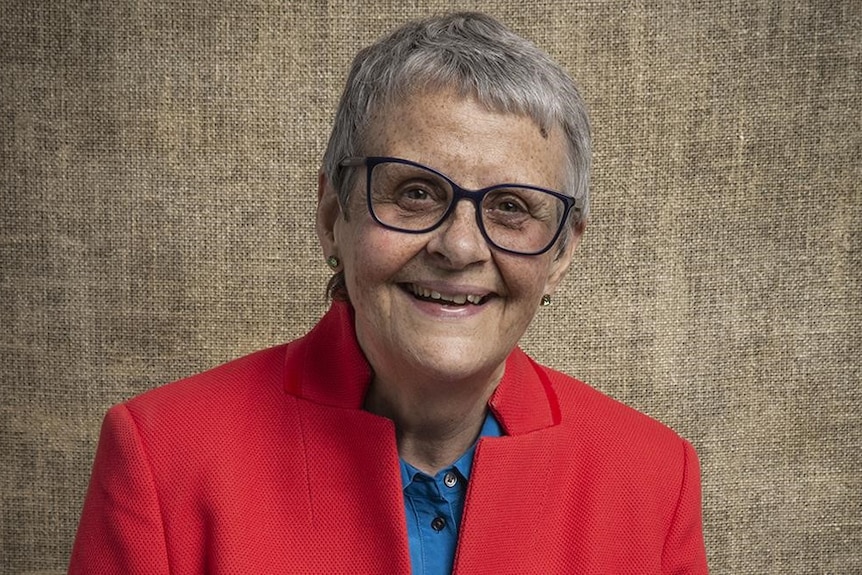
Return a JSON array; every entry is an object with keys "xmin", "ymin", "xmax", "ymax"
[{"xmin": 1, "ymin": 1, "xmax": 859, "ymax": 573}]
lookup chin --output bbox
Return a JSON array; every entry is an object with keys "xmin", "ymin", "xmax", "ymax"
[{"xmin": 407, "ymin": 343, "xmax": 508, "ymax": 385}]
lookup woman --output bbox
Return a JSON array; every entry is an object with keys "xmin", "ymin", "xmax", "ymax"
[{"xmin": 70, "ymin": 12, "xmax": 708, "ymax": 574}]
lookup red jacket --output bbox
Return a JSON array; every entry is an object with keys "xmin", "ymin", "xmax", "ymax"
[{"xmin": 70, "ymin": 301, "xmax": 708, "ymax": 574}]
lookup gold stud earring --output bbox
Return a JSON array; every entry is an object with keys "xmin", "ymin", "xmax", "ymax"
[
  {"xmin": 326, "ymin": 256, "xmax": 339, "ymax": 270},
  {"xmin": 541, "ymin": 294, "xmax": 552, "ymax": 307}
]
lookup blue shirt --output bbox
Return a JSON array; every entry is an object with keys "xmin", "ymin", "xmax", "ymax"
[{"xmin": 399, "ymin": 412, "xmax": 503, "ymax": 575}]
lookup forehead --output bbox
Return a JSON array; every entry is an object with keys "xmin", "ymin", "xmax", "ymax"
[{"xmin": 362, "ymin": 89, "xmax": 569, "ymax": 191}]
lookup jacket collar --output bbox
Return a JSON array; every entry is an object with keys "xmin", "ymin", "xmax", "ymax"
[{"xmin": 283, "ymin": 301, "xmax": 560, "ymax": 435}]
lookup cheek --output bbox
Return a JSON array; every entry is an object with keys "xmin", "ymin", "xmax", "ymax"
[
  {"xmin": 498, "ymin": 256, "xmax": 555, "ymax": 299},
  {"xmin": 340, "ymin": 222, "xmax": 413, "ymax": 285}
]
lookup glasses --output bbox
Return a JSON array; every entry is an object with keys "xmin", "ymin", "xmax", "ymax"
[{"xmin": 339, "ymin": 156, "xmax": 579, "ymax": 256}]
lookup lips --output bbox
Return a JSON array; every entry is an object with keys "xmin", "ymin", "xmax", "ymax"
[{"xmin": 403, "ymin": 283, "xmax": 489, "ymax": 306}]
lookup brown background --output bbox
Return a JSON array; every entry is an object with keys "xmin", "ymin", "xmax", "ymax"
[{"xmin": 1, "ymin": 1, "xmax": 859, "ymax": 573}]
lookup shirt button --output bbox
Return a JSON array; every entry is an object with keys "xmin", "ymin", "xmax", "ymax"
[
  {"xmin": 431, "ymin": 516, "xmax": 446, "ymax": 532},
  {"xmin": 443, "ymin": 472, "xmax": 458, "ymax": 488}
]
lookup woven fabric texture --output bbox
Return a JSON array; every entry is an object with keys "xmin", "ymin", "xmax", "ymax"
[{"xmin": 1, "ymin": 1, "xmax": 859, "ymax": 573}]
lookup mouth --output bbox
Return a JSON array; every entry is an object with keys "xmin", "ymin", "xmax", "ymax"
[{"xmin": 402, "ymin": 283, "xmax": 491, "ymax": 306}]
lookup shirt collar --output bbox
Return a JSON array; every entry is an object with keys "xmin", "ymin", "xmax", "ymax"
[{"xmin": 399, "ymin": 410, "xmax": 503, "ymax": 489}]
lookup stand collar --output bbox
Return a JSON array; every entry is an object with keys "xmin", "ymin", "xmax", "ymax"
[{"xmin": 283, "ymin": 301, "xmax": 560, "ymax": 435}]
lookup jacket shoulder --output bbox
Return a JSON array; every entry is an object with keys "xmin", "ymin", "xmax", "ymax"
[
  {"xmin": 542, "ymin": 365, "xmax": 691, "ymax": 453},
  {"xmin": 122, "ymin": 344, "xmax": 289, "ymax": 430}
]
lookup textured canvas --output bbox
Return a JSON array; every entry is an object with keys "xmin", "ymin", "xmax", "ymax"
[{"xmin": 1, "ymin": 1, "xmax": 859, "ymax": 573}]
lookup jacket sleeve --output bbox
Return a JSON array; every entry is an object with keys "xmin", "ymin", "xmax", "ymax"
[
  {"xmin": 68, "ymin": 404, "xmax": 171, "ymax": 574},
  {"xmin": 662, "ymin": 439, "xmax": 710, "ymax": 574}
]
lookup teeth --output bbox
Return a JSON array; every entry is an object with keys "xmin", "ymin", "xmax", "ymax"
[{"xmin": 408, "ymin": 284, "xmax": 485, "ymax": 305}]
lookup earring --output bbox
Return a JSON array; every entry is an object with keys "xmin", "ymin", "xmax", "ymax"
[
  {"xmin": 326, "ymin": 256, "xmax": 340, "ymax": 270},
  {"xmin": 540, "ymin": 294, "xmax": 552, "ymax": 307}
]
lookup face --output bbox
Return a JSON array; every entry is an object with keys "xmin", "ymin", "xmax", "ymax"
[{"xmin": 317, "ymin": 89, "xmax": 580, "ymax": 390}]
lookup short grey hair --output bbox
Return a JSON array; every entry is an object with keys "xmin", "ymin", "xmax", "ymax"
[{"xmin": 321, "ymin": 12, "xmax": 591, "ymax": 299}]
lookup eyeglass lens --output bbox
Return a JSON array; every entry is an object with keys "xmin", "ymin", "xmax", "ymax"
[{"xmin": 368, "ymin": 160, "xmax": 567, "ymax": 254}]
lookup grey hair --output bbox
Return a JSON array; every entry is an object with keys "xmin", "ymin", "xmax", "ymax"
[{"xmin": 321, "ymin": 12, "xmax": 591, "ymax": 299}]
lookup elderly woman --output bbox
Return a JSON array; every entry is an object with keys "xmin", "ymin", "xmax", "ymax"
[{"xmin": 70, "ymin": 12, "xmax": 708, "ymax": 575}]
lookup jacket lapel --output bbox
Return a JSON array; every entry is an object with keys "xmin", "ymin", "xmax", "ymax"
[
  {"xmin": 282, "ymin": 302, "xmax": 411, "ymax": 572},
  {"xmin": 455, "ymin": 349, "xmax": 566, "ymax": 573},
  {"xmin": 282, "ymin": 303, "xmax": 564, "ymax": 573}
]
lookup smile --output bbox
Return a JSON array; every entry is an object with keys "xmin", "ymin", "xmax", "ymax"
[{"xmin": 403, "ymin": 283, "xmax": 489, "ymax": 306}]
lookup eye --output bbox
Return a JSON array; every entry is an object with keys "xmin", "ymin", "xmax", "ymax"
[
  {"xmin": 486, "ymin": 193, "xmax": 531, "ymax": 215},
  {"xmin": 401, "ymin": 186, "xmax": 432, "ymax": 201},
  {"xmin": 394, "ymin": 178, "xmax": 448, "ymax": 204},
  {"xmin": 495, "ymin": 198, "xmax": 528, "ymax": 213}
]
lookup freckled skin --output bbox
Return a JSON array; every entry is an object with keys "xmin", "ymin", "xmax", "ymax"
[{"xmin": 317, "ymin": 88, "xmax": 580, "ymax": 429}]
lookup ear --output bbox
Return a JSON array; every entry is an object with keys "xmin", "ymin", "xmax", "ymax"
[
  {"xmin": 316, "ymin": 171, "xmax": 342, "ymax": 258},
  {"xmin": 544, "ymin": 222, "xmax": 585, "ymax": 295}
]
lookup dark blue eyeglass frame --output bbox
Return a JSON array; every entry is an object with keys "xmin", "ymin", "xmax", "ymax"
[{"xmin": 339, "ymin": 156, "xmax": 579, "ymax": 256}]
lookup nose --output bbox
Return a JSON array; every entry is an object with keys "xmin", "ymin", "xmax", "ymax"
[{"xmin": 426, "ymin": 199, "xmax": 491, "ymax": 268}]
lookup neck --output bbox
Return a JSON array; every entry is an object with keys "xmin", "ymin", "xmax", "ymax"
[{"xmin": 364, "ymin": 372, "xmax": 498, "ymax": 476}]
